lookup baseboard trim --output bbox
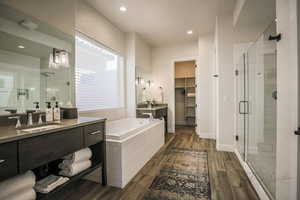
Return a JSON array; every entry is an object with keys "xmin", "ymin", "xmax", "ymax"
[
  {"xmin": 234, "ymin": 149, "xmax": 270, "ymax": 200},
  {"xmin": 168, "ymin": 128, "xmax": 174, "ymax": 133},
  {"xmin": 216, "ymin": 144, "xmax": 234, "ymax": 152},
  {"xmin": 198, "ymin": 132, "xmax": 215, "ymax": 139}
]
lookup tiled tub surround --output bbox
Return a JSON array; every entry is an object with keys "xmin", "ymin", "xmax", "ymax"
[{"xmin": 106, "ymin": 118, "xmax": 164, "ymax": 188}]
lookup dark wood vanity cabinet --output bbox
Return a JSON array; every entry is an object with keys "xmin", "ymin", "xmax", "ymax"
[
  {"xmin": 0, "ymin": 120, "xmax": 107, "ymax": 192},
  {"xmin": 19, "ymin": 127, "xmax": 83, "ymax": 173},
  {"xmin": 84, "ymin": 123, "xmax": 105, "ymax": 147},
  {"xmin": 136, "ymin": 107, "xmax": 168, "ymax": 133},
  {"xmin": 0, "ymin": 142, "xmax": 18, "ymax": 180}
]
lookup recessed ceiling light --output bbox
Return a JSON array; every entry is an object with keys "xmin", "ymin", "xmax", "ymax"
[
  {"xmin": 18, "ymin": 45, "xmax": 25, "ymax": 49},
  {"xmin": 120, "ymin": 6, "xmax": 127, "ymax": 12},
  {"xmin": 187, "ymin": 30, "xmax": 193, "ymax": 35}
]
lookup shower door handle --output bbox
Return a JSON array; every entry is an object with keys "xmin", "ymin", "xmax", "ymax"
[{"xmin": 239, "ymin": 101, "xmax": 249, "ymax": 114}]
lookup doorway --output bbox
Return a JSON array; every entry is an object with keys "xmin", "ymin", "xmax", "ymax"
[{"xmin": 174, "ymin": 60, "xmax": 197, "ymax": 132}]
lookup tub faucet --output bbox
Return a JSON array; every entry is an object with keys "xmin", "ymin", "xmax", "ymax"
[{"xmin": 142, "ymin": 113, "xmax": 154, "ymax": 121}]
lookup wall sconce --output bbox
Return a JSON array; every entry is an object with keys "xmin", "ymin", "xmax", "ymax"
[
  {"xmin": 146, "ymin": 80, "xmax": 153, "ymax": 88},
  {"xmin": 49, "ymin": 48, "xmax": 69, "ymax": 69},
  {"xmin": 135, "ymin": 76, "xmax": 144, "ymax": 85}
]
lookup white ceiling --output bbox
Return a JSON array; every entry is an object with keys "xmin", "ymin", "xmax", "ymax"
[{"xmin": 86, "ymin": 0, "xmax": 236, "ymax": 47}]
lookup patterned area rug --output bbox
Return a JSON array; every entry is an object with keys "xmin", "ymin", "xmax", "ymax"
[{"xmin": 143, "ymin": 147, "xmax": 210, "ymax": 200}]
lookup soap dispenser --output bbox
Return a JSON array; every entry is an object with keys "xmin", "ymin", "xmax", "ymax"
[
  {"xmin": 45, "ymin": 102, "xmax": 53, "ymax": 122},
  {"xmin": 53, "ymin": 101, "xmax": 61, "ymax": 121},
  {"xmin": 33, "ymin": 102, "xmax": 40, "ymax": 112}
]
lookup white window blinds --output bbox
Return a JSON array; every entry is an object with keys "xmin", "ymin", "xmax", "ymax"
[{"xmin": 75, "ymin": 33, "xmax": 124, "ymax": 111}]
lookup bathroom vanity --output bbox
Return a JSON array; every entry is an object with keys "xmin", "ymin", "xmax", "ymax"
[
  {"xmin": 136, "ymin": 104, "xmax": 168, "ymax": 133},
  {"xmin": 0, "ymin": 117, "xmax": 106, "ymax": 199}
]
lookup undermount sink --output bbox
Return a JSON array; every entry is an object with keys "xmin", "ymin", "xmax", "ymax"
[{"xmin": 20, "ymin": 124, "xmax": 62, "ymax": 133}]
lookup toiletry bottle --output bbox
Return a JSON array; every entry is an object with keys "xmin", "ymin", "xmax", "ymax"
[
  {"xmin": 45, "ymin": 102, "xmax": 53, "ymax": 122},
  {"xmin": 33, "ymin": 102, "xmax": 40, "ymax": 112},
  {"xmin": 53, "ymin": 101, "xmax": 61, "ymax": 121}
]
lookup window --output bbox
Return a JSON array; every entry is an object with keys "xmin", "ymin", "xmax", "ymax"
[{"xmin": 75, "ymin": 33, "xmax": 124, "ymax": 111}]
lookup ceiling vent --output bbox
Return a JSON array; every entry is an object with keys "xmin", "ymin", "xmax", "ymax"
[{"xmin": 19, "ymin": 19, "xmax": 38, "ymax": 30}]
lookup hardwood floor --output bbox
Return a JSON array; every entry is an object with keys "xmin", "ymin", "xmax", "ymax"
[{"xmin": 52, "ymin": 127, "xmax": 259, "ymax": 200}]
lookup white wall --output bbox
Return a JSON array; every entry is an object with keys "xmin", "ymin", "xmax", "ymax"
[
  {"xmin": 76, "ymin": 0, "xmax": 125, "ymax": 55},
  {"xmin": 125, "ymin": 32, "xmax": 136, "ymax": 117},
  {"xmin": 215, "ymin": 15, "xmax": 235, "ymax": 152},
  {"xmin": 197, "ymin": 35, "xmax": 215, "ymax": 138},
  {"xmin": 275, "ymin": 0, "xmax": 299, "ymax": 199},
  {"xmin": 76, "ymin": 0, "xmax": 127, "ymax": 120},
  {"xmin": 152, "ymin": 42, "xmax": 198, "ymax": 133}
]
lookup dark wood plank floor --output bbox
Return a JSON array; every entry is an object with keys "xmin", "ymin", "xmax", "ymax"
[{"xmin": 52, "ymin": 127, "xmax": 259, "ymax": 200}]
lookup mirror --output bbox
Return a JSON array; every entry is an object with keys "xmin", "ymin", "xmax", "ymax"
[
  {"xmin": 135, "ymin": 66, "xmax": 163, "ymax": 107},
  {"xmin": 136, "ymin": 66, "xmax": 151, "ymax": 106},
  {"xmin": 0, "ymin": 2, "xmax": 75, "ymax": 115}
]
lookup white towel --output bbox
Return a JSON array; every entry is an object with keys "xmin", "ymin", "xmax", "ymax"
[
  {"xmin": 59, "ymin": 157, "xmax": 90, "ymax": 167},
  {"xmin": 35, "ymin": 175, "xmax": 69, "ymax": 194},
  {"xmin": 2, "ymin": 188, "xmax": 36, "ymax": 200},
  {"xmin": 0, "ymin": 171, "xmax": 36, "ymax": 199},
  {"xmin": 63, "ymin": 148, "xmax": 92, "ymax": 163},
  {"xmin": 59, "ymin": 160, "xmax": 92, "ymax": 177},
  {"xmin": 187, "ymin": 93, "xmax": 195, "ymax": 97}
]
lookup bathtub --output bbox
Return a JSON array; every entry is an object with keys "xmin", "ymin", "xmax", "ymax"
[{"xmin": 106, "ymin": 118, "xmax": 164, "ymax": 188}]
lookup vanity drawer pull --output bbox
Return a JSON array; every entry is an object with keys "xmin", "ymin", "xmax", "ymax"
[
  {"xmin": 89, "ymin": 130, "xmax": 102, "ymax": 135},
  {"xmin": 0, "ymin": 159, "xmax": 6, "ymax": 164}
]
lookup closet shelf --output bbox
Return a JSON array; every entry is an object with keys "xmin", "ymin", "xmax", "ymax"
[
  {"xmin": 185, "ymin": 115, "xmax": 196, "ymax": 118},
  {"xmin": 186, "ymin": 105, "xmax": 196, "ymax": 108},
  {"xmin": 186, "ymin": 124, "xmax": 197, "ymax": 127}
]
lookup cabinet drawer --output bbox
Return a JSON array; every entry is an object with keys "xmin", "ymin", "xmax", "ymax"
[
  {"xmin": 19, "ymin": 128, "xmax": 83, "ymax": 172},
  {"xmin": 157, "ymin": 108, "xmax": 167, "ymax": 117},
  {"xmin": 0, "ymin": 142, "xmax": 18, "ymax": 181},
  {"xmin": 84, "ymin": 123, "xmax": 104, "ymax": 147}
]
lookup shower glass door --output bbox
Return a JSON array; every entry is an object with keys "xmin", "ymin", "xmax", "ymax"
[
  {"xmin": 246, "ymin": 21, "xmax": 277, "ymax": 199},
  {"xmin": 236, "ymin": 55, "xmax": 246, "ymax": 160}
]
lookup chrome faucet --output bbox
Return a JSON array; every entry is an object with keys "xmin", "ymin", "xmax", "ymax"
[
  {"xmin": 142, "ymin": 113, "xmax": 154, "ymax": 121},
  {"xmin": 8, "ymin": 116, "xmax": 22, "ymax": 128}
]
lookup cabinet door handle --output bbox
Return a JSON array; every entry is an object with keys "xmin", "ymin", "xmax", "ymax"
[
  {"xmin": 89, "ymin": 130, "xmax": 102, "ymax": 135},
  {"xmin": 0, "ymin": 159, "xmax": 6, "ymax": 164},
  {"xmin": 239, "ymin": 101, "xmax": 249, "ymax": 114}
]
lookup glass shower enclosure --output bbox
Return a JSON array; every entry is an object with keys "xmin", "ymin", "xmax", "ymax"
[{"xmin": 236, "ymin": 21, "xmax": 277, "ymax": 199}]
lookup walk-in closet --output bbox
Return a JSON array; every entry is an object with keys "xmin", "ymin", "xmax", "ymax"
[{"xmin": 174, "ymin": 60, "xmax": 196, "ymax": 129}]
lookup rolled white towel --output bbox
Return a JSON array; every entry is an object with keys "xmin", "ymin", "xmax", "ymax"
[
  {"xmin": 2, "ymin": 188, "xmax": 36, "ymax": 200},
  {"xmin": 63, "ymin": 148, "xmax": 92, "ymax": 163},
  {"xmin": 59, "ymin": 157, "xmax": 90, "ymax": 168},
  {"xmin": 0, "ymin": 171, "xmax": 36, "ymax": 199},
  {"xmin": 59, "ymin": 160, "xmax": 92, "ymax": 177}
]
